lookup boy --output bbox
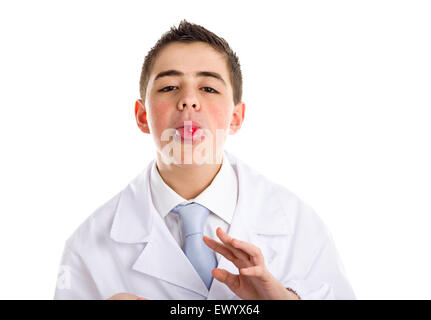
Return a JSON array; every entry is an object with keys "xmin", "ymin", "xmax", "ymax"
[{"xmin": 54, "ymin": 20, "xmax": 355, "ymax": 300}]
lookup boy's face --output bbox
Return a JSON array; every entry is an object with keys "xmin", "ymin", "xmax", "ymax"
[{"xmin": 135, "ymin": 41, "xmax": 245, "ymax": 166}]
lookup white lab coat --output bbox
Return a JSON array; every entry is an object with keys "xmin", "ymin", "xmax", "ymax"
[{"xmin": 54, "ymin": 151, "xmax": 356, "ymax": 300}]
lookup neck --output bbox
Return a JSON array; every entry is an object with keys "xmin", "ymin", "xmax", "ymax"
[{"xmin": 155, "ymin": 153, "xmax": 222, "ymax": 200}]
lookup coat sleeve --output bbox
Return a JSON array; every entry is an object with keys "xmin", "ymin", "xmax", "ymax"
[
  {"xmin": 54, "ymin": 243, "xmax": 102, "ymax": 300},
  {"xmin": 283, "ymin": 232, "xmax": 356, "ymax": 300}
]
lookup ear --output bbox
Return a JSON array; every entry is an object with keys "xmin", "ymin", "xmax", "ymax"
[
  {"xmin": 229, "ymin": 101, "xmax": 246, "ymax": 134},
  {"xmin": 135, "ymin": 99, "xmax": 150, "ymax": 134}
]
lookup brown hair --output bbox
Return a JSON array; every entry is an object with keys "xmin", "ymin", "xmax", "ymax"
[{"xmin": 139, "ymin": 19, "xmax": 243, "ymax": 105}]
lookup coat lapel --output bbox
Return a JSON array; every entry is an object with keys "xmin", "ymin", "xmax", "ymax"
[{"xmin": 131, "ymin": 212, "xmax": 209, "ymax": 297}]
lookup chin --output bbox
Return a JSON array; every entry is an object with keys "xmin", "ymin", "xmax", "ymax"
[{"xmin": 158, "ymin": 137, "xmax": 224, "ymax": 166}]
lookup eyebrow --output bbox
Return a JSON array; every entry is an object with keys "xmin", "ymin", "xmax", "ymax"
[{"xmin": 154, "ymin": 69, "xmax": 226, "ymax": 87}]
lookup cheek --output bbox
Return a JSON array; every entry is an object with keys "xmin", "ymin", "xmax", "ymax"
[
  {"xmin": 207, "ymin": 105, "xmax": 231, "ymax": 129},
  {"xmin": 148, "ymin": 100, "xmax": 171, "ymax": 130}
]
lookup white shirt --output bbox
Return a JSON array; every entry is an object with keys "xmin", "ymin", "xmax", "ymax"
[{"xmin": 149, "ymin": 152, "xmax": 238, "ymax": 262}]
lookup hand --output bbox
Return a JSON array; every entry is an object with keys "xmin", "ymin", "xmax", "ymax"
[
  {"xmin": 203, "ymin": 227, "xmax": 300, "ymax": 300},
  {"xmin": 107, "ymin": 293, "xmax": 148, "ymax": 300}
]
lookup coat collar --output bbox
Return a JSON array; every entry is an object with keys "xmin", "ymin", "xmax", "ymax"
[
  {"xmin": 109, "ymin": 150, "xmax": 294, "ymax": 298},
  {"xmin": 109, "ymin": 161, "xmax": 154, "ymax": 244}
]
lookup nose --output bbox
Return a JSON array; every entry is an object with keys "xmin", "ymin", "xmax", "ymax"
[
  {"xmin": 177, "ymin": 91, "xmax": 200, "ymax": 111},
  {"xmin": 181, "ymin": 103, "xmax": 197, "ymax": 109}
]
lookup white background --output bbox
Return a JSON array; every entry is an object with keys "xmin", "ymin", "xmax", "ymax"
[{"xmin": 0, "ymin": 0, "xmax": 430, "ymax": 299}]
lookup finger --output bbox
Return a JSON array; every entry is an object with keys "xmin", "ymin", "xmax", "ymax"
[
  {"xmin": 107, "ymin": 293, "xmax": 142, "ymax": 300},
  {"xmin": 216, "ymin": 227, "xmax": 251, "ymax": 262},
  {"xmin": 239, "ymin": 266, "xmax": 271, "ymax": 281},
  {"xmin": 231, "ymin": 238, "xmax": 265, "ymax": 265},
  {"xmin": 212, "ymin": 268, "xmax": 240, "ymax": 292},
  {"xmin": 203, "ymin": 235, "xmax": 236, "ymax": 261}
]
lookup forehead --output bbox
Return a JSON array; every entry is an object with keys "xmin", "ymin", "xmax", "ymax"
[{"xmin": 150, "ymin": 41, "xmax": 230, "ymax": 81}]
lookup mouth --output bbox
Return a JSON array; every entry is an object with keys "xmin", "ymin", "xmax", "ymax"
[{"xmin": 174, "ymin": 120, "xmax": 205, "ymax": 143}]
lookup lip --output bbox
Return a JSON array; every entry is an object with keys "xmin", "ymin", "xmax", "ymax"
[
  {"xmin": 174, "ymin": 120, "xmax": 202, "ymax": 130},
  {"xmin": 173, "ymin": 120, "xmax": 205, "ymax": 144}
]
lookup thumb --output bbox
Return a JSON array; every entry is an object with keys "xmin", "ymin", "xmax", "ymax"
[{"xmin": 212, "ymin": 268, "xmax": 240, "ymax": 293}]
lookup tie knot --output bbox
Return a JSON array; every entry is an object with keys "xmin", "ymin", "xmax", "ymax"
[{"xmin": 172, "ymin": 202, "xmax": 210, "ymax": 237}]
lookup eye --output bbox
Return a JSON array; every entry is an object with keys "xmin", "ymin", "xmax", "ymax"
[
  {"xmin": 159, "ymin": 86, "xmax": 177, "ymax": 92},
  {"xmin": 201, "ymin": 87, "xmax": 218, "ymax": 94}
]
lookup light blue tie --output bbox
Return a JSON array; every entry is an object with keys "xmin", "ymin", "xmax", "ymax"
[{"xmin": 172, "ymin": 202, "xmax": 217, "ymax": 289}]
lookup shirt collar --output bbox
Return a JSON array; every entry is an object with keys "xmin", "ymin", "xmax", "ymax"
[{"xmin": 150, "ymin": 151, "xmax": 238, "ymax": 225}]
